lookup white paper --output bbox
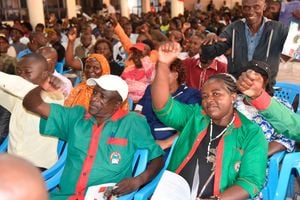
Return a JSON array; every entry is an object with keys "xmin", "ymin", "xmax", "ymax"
[
  {"xmin": 282, "ymin": 21, "xmax": 300, "ymax": 60},
  {"xmin": 85, "ymin": 183, "xmax": 117, "ymax": 200},
  {"xmin": 151, "ymin": 170, "xmax": 191, "ymax": 200},
  {"xmin": 190, "ymin": 159, "xmax": 200, "ymax": 200}
]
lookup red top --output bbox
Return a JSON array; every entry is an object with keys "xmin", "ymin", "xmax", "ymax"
[{"xmin": 183, "ymin": 56, "xmax": 227, "ymax": 90}]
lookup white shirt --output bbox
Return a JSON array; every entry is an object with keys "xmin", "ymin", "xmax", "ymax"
[{"xmin": 0, "ymin": 72, "xmax": 64, "ymax": 168}]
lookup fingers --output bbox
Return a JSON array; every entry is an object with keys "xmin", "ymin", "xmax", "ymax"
[
  {"xmin": 237, "ymin": 70, "xmax": 258, "ymax": 91},
  {"xmin": 159, "ymin": 42, "xmax": 181, "ymax": 53}
]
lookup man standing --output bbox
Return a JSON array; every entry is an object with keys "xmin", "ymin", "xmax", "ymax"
[{"xmin": 202, "ymin": 0, "xmax": 288, "ymax": 94}]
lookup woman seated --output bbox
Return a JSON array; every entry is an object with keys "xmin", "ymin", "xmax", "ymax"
[
  {"xmin": 151, "ymin": 42, "xmax": 268, "ymax": 199},
  {"xmin": 235, "ymin": 60, "xmax": 295, "ymax": 199},
  {"xmin": 64, "ymin": 53, "xmax": 110, "ymax": 110}
]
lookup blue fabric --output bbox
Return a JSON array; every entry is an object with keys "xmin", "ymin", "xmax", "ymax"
[
  {"xmin": 137, "ymin": 84, "xmax": 201, "ymax": 140},
  {"xmin": 17, "ymin": 48, "xmax": 32, "ymax": 60},
  {"xmin": 244, "ymin": 18, "xmax": 266, "ymax": 61}
]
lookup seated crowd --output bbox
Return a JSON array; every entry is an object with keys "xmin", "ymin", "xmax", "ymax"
[{"xmin": 0, "ymin": 0, "xmax": 299, "ymax": 199}]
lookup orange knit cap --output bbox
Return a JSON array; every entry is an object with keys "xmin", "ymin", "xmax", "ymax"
[{"xmin": 87, "ymin": 54, "xmax": 111, "ymax": 75}]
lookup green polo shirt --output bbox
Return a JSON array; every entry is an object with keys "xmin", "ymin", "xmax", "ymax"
[{"xmin": 40, "ymin": 104, "xmax": 163, "ymax": 199}]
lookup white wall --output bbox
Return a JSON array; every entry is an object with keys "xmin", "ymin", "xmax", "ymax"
[{"xmin": 184, "ymin": 0, "xmax": 242, "ymax": 11}]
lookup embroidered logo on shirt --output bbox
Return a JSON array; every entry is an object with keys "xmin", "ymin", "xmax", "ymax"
[
  {"xmin": 234, "ymin": 161, "xmax": 241, "ymax": 172},
  {"xmin": 110, "ymin": 152, "xmax": 121, "ymax": 164}
]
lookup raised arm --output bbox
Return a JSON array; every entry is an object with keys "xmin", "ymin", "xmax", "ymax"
[
  {"xmin": 111, "ymin": 14, "xmax": 133, "ymax": 54},
  {"xmin": 23, "ymin": 75, "xmax": 64, "ymax": 118},
  {"xmin": 151, "ymin": 42, "xmax": 181, "ymax": 110},
  {"xmin": 237, "ymin": 70, "xmax": 300, "ymax": 140},
  {"xmin": 113, "ymin": 156, "xmax": 163, "ymax": 196},
  {"xmin": 65, "ymin": 27, "xmax": 82, "ymax": 70}
]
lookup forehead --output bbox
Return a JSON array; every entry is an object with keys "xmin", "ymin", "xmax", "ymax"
[
  {"xmin": 86, "ymin": 57, "xmax": 101, "ymax": 65},
  {"xmin": 202, "ymin": 79, "xmax": 228, "ymax": 92},
  {"xmin": 18, "ymin": 57, "xmax": 41, "ymax": 70},
  {"xmin": 242, "ymin": 0, "xmax": 265, "ymax": 5},
  {"xmin": 0, "ymin": 37, "xmax": 8, "ymax": 44}
]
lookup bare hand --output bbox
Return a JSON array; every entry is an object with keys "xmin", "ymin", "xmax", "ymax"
[
  {"xmin": 202, "ymin": 33, "xmax": 227, "ymax": 45},
  {"xmin": 67, "ymin": 27, "xmax": 77, "ymax": 42},
  {"xmin": 158, "ymin": 42, "xmax": 181, "ymax": 65},
  {"xmin": 110, "ymin": 13, "xmax": 118, "ymax": 27},
  {"xmin": 41, "ymin": 74, "xmax": 64, "ymax": 92},
  {"xmin": 236, "ymin": 70, "xmax": 264, "ymax": 99},
  {"xmin": 112, "ymin": 177, "xmax": 141, "ymax": 196}
]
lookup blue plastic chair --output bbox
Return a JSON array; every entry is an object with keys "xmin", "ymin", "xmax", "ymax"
[
  {"xmin": 274, "ymin": 82, "xmax": 300, "ymax": 114},
  {"xmin": 46, "ymin": 149, "xmax": 149, "ymax": 199},
  {"xmin": 118, "ymin": 149, "xmax": 149, "ymax": 200},
  {"xmin": 274, "ymin": 152, "xmax": 300, "ymax": 200},
  {"xmin": 134, "ymin": 137, "xmax": 178, "ymax": 200},
  {"xmin": 42, "ymin": 140, "xmax": 67, "ymax": 180},
  {"xmin": 261, "ymin": 151, "xmax": 286, "ymax": 200},
  {"xmin": 0, "ymin": 136, "xmax": 8, "ymax": 152},
  {"xmin": 128, "ymin": 97, "xmax": 134, "ymax": 111},
  {"xmin": 55, "ymin": 60, "xmax": 65, "ymax": 74}
]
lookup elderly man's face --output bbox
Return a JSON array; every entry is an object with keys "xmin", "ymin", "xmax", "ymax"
[
  {"xmin": 89, "ymin": 86, "xmax": 122, "ymax": 118},
  {"xmin": 242, "ymin": 0, "xmax": 266, "ymax": 27}
]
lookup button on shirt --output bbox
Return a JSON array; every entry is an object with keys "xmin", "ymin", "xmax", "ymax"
[
  {"xmin": 244, "ymin": 17, "xmax": 266, "ymax": 61},
  {"xmin": 40, "ymin": 104, "xmax": 163, "ymax": 198}
]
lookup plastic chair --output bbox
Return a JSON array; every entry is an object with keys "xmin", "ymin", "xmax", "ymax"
[
  {"xmin": 0, "ymin": 136, "xmax": 8, "ymax": 152},
  {"xmin": 42, "ymin": 140, "xmax": 67, "ymax": 180},
  {"xmin": 118, "ymin": 149, "xmax": 149, "ymax": 200},
  {"xmin": 274, "ymin": 152, "xmax": 300, "ymax": 200},
  {"xmin": 134, "ymin": 137, "xmax": 178, "ymax": 200},
  {"xmin": 274, "ymin": 82, "xmax": 300, "ymax": 114},
  {"xmin": 55, "ymin": 60, "xmax": 65, "ymax": 74},
  {"xmin": 261, "ymin": 151, "xmax": 286, "ymax": 200},
  {"xmin": 46, "ymin": 148, "xmax": 149, "ymax": 199}
]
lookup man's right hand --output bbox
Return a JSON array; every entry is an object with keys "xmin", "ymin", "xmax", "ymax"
[
  {"xmin": 202, "ymin": 33, "xmax": 227, "ymax": 45},
  {"xmin": 236, "ymin": 70, "xmax": 264, "ymax": 99},
  {"xmin": 41, "ymin": 74, "xmax": 64, "ymax": 93}
]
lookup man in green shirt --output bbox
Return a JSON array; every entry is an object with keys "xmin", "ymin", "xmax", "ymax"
[{"xmin": 23, "ymin": 74, "xmax": 163, "ymax": 199}]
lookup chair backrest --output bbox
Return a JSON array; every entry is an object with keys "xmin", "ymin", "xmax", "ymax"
[
  {"xmin": 42, "ymin": 140, "xmax": 67, "ymax": 180},
  {"xmin": 274, "ymin": 152, "xmax": 300, "ymax": 200},
  {"xmin": 261, "ymin": 151, "xmax": 286, "ymax": 200},
  {"xmin": 55, "ymin": 59, "xmax": 65, "ymax": 74},
  {"xmin": 134, "ymin": 137, "xmax": 179, "ymax": 200},
  {"xmin": 0, "ymin": 136, "xmax": 8, "ymax": 153},
  {"xmin": 274, "ymin": 82, "xmax": 300, "ymax": 113}
]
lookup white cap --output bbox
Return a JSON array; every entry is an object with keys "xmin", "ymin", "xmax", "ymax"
[{"xmin": 87, "ymin": 75, "xmax": 128, "ymax": 102}]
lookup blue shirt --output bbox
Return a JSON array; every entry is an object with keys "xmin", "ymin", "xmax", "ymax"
[
  {"xmin": 136, "ymin": 84, "xmax": 201, "ymax": 140},
  {"xmin": 244, "ymin": 17, "xmax": 266, "ymax": 61}
]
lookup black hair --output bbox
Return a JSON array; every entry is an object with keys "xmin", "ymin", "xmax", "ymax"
[
  {"xmin": 21, "ymin": 53, "xmax": 48, "ymax": 71},
  {"xmin": 207, "ymin": 73, "xmax": 237, "ymax": 93},
  {"xmin": 170, "ymin": 59, "xmax": 186, "ymax": 85}
]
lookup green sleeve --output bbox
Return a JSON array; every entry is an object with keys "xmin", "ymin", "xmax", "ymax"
[
  {"xmin": 40, "ymin": 104, "xmax": 86, "ymax": 141},
  {"xmin": 154, "ymin": 96, "xmax": 199, "ymax": 132},
  {"xmin": 234, "ymin": 125, "xmax": 268, "ymax": 198},
  {"xmin": 130, "ymin": 114, "xmax": 164, "ymax": 161},
  {"xmin": 260, "ymin": 98, "xmax": 300, "ymax": 140}
]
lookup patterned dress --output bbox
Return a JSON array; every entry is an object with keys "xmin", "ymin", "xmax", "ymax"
[{"xmin": 235, "ymin": 94, "xmax": 295, "ymax": 199}]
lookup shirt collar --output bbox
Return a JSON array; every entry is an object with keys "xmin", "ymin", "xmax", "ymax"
[
  {"xmin": 84, "ymin": 108, "xmax": 129, "ymax": 123},
  {"xmin": 198, "ymin": 59, "xmax": 218, "ymax": 71}
]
